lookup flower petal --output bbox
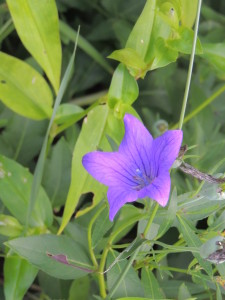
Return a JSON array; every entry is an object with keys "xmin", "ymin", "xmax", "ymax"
[
  {"xmin": 107, "ymin": 186, "xmax": 138, "ymax": 221},
  {"xmin": 119, "ymin": 114, "xmax": 153, "ymax": 177},
  {"xmin": 150, "ymin": 130, "xmax": 183, "ymax": 175},
  {"xmin": 82, "ymin": 151, "xmax": 138, "ymax": 188},
  {"xmin": 138, "ymin": 171, "xmax": 171, "ymax": 207}
]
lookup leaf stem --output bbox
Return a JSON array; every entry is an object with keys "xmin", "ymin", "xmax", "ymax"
[
  {"xmin": 87, "ymin": 204, "xmax": 106, "ymax": 268},
  {"xmin": 142, "ymin": 202, "xmax": 159, "ymax": 238},
  {"xmin": 178, "ymin": 0, "xmax": 202, "ymax": 130}
]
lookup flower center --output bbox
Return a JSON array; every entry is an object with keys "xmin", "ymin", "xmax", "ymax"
[{"xmin": 133, "ymin": 168, "xmax": 151, "ymax": 191}]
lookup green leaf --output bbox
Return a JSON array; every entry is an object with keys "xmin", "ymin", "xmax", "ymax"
[
  {"xmin": 59, "ymin": 105, "xmax": 124, "ymax": 233},
  {"xmin": 92, "ymin": 207, "xmax": 113, "ymax": 250},
  {"xmin": 4, "ymin": 255, "xmax": 38, "ymax": 300},
  {"xmin": 126, "ymin": 0, "xmax": 157, "ymax": 61},
  {"xmin": 0, "ymin": 52, "xmax": 53, "ymax": 120},
  {"xmin": 0, "ymin": 114, "xmax": 47, "ymax": 166},
  {"xmin": 59, "ymin": 20, "xmax": 113, "ymax": 74},
  {"xmin": 106, "ymin": 249, "xmax": 144, "ymax": 299},
  {"xmin": 108, "ymin": 64, "xmax": 139, "ymax": 107},
  {"xmin": 141, "ymin": 267, "xmax": 165, "ymax": 299},
  {"xmin": 177, "ymin": 188, "xmax": 225, "ymax": 222},
  {"xmin": 108, "ymin": 49, "xmax": 147, "ymax": 78},
  {"xmin": 167, "ymin": 27, "xmax": 203, "ymax": 55},
  {"xmin": 26, "ymin": 34, "xmax": 79, "ymax": 229},
  {"xmin": 0, "ymin": 155, "xmax": 53, "ymax": 228},
  {"xmin": 6, "ymin": 234, "xmax": 93, "ymax": 280},
  {"xmin": 69, "ymin": 277, "xmax": 91, "ymax": 300},
  {"xmin": 180, "ymin": 0, "xmax": 198, "ymax": 28},
  {"xmin": 150, "ymin": 37, "xmax": 178, "ymax": 70},
  {"xmin": 0, "ymin": 214, "xmax": 23, "ymax": 237},
  {"xmin": 178, "ymin": 283, "xmax": 192, "ymax": 300},
  {"xmin": 6, "ymin": 0, "xmax": 62, "ymax": 92},
  {"xmin": 55, "ymin": 104, "xmax": 84, "ymax": 125},
  {"xmin": 176, "ymin": 215, "xmax": 212, "ymax": 276},
  {"xmin": 38, "ymin": 271, "xmax": 71, "ymax": 300},
  {"xmin": 155, "ymin": 188, "xmax": 178, "ymax": 239},
  {"xmin": 202, "ymin": 43, "xmax": 225, "ymax": 80},
  {"xmin": 43, "ymin": 138, "xmax": 72, "ymax": 207}
]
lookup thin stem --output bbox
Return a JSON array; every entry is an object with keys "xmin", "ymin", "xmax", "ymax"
[
  {"xmin": 105, "ymin": 247, "xmax": 141, "ymax": 300},
  {"xmin": 142, "ymin": 202, "xmax": 159, "ymax": 238},
  {"xmin": 70, "ymin": 90, "xmax": 108, "ymax": 106},
  {"xmin": 87, "ymin": 204, "xmax": 106, "ymax": 268},
  {"xmin": 171, "ymin": 83, "xmax": 225, "ymax": 129},
  {"xmin": 97, "ymin": 214, "xmax": 147, "ymax": 298},
  {"xmin": 13, "ymin": 119, "xmax": 28, "ymax": 160},
  {"xmin": 178, "ymin": 0, "xmax": 202, "ymax": 130}
]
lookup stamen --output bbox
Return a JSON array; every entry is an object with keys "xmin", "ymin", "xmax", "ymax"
[{"xmin": 133, "ymin": 168, "xmax": 151, "ymax": 190}]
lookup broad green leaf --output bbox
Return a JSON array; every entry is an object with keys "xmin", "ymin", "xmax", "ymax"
[
  {"xmin": 177, "ymin": 215, "xmax": 212, "ymax": 276},
  {"xmin": 6, "ymin": 0, "xmax": 62, "ymax": 92},
  {"xmin": 150, "ymin": 37, "xmax": 178, "ymax": 70},
  {"xmin": 141, "ymin": 267, "xmax": 165, "ymax": 299},
  {"xmin": 126, "ymin": 0, "xmax": 157, "ymax": 61},
  {"xmin": 202, "ymin": 43, "xmax": 225, "ymax": 80},
  {"xmin": 0, "ymin": 114, "xmax": 47, "ymax": 166},
  {"xmin": 6, "ymin": 234, "xmax": 93, "ymax": 280},
  {"xmin": 177, "ymin": 188, "xmax": 225, "ymax": 222},
  {"xmin": 0, "ymin": 214, "xmax": 23, "ymax": 237},
  {"xmin": 0, "ymin": 154, "xmax": 53, "ymax": 228},
  {"xmin": 42, "ymin": 138, "xmax": 72, "ymax": 207},
  {"xmin": 180, "ymin": 0, "xmax": 198, "ymax": 28},
  {"xmin": 4, "ymin": 254, "xmax": 38, "ymax": 300},
  {"xmin": 0, "ymin": 52, "xmax": 53, "ymax": 120},
  {"xmin": 59, "ymin": 105, "xmax": 124, "ymax": 233},
  {"xmin": 178, "ymin": 283, "xmax": 192, "ymax": 300},
  {"xmin": 106, "ymin": 249, "xmax": 144, "ymax": 298},
  {"xmin": 38, "ymin": 271, "xmax": 71, "ymax": 300},
  {"xmin": 69, "ymin": 277, "xmax": 91, "ymax": 300},
  {"xmin": 108, "ymin": 64, "xmax": 139, "ymax": 107},
  {"xmin": 108, "ymin": 49, "xmax": 147, "ymax": 78}
]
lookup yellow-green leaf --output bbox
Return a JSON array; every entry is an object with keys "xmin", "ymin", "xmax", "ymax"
[
  {"xmin": 0, "ymin": 51, "xmax": 53, "ymax": 120},
  {"xmin": 180, "ymin": 0, "xmax": 198, "ymax": 28},
  {"xmin": 6, "ymin": 0, "xmax": 62, "ymax": 92}
]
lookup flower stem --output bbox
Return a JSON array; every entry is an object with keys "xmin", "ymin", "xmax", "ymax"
[
  {"xmin": 142, "ymin": 202, "xmax": 159, "ymax": 238},
  {"xmin": 178, "ymin": 0, "xmax": 202, "ymax": 130},
  {"xmin": 87, "ymin": 204, "xmax": 106, "ymax": 268},
  {"xmin": 98, "ymin": 214, "xmax": 147, "ymax": 298},
  {"xmin": 105, "ymin": 246, "xmax": 141, "ymax": 300}
]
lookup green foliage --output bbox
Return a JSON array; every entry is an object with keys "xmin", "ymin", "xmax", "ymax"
[
  {"xmin": 6, "ymin": 0, "xmax": 62, "ymax": 92},
  {"xmin": 0, "ymin": 52, "xmax": 53, "ymax": 120},
  {"xmin": 1, "ymin": 0, "xmax": 225, "ymax": 299}
]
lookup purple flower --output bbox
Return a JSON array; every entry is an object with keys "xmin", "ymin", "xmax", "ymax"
[{"xmin": 82, "ymin": 114, "xmax": 183, "ymax": 221}]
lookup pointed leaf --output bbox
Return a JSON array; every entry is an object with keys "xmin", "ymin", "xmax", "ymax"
[
  {"xmin": 177, "ymin": 215, "xmax": 212, "ymax": 276},
  {"xmin": 0, "ymin": 52, "xmax": 52, "ymax": 120},
  {"xmin": 4, "ymin": 255, "xmax": 38, "ymax": 300},
  {"xmin": 6, "ymin": 234, "xmax": 93, "ymax": 280},
  {"xmin": 7, "ymin": 0, "xmax": 62, "ymax": 92},
  {"xmin": 0, "ymin": 155, "xmax": 53, "ymax": 228}
]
